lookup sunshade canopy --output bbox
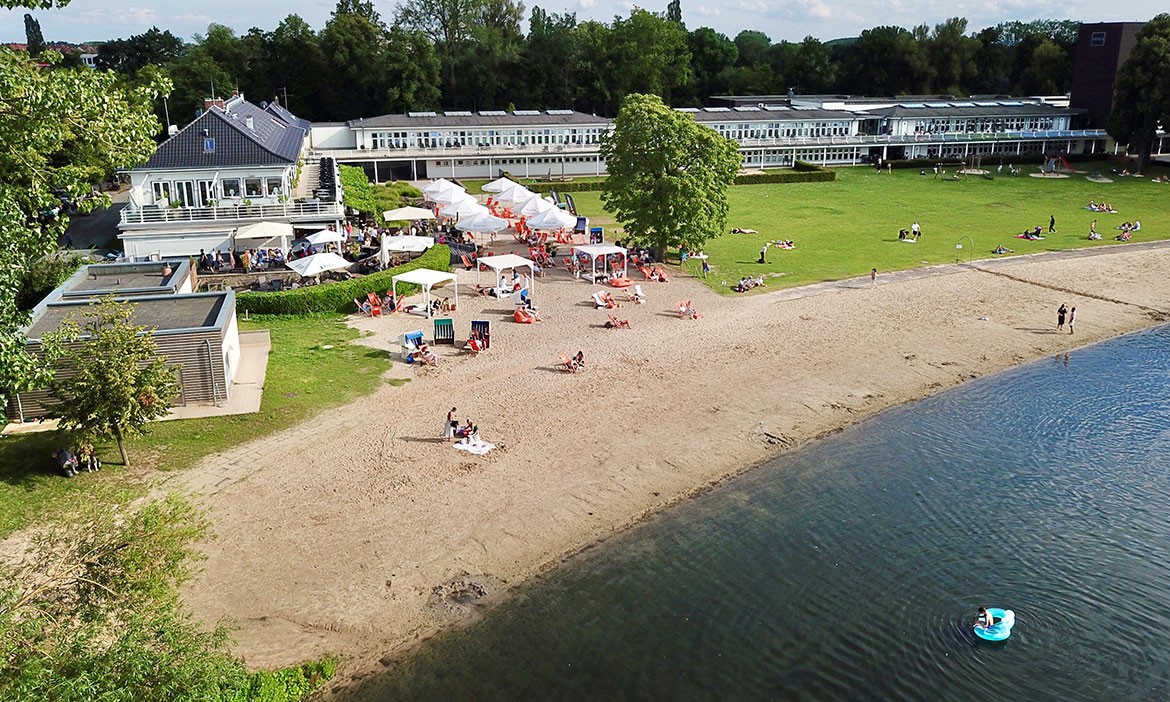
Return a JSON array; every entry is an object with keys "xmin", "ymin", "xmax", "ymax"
[
  {"xmin": 285, "ymin": 252, "xmax": 351, "ymax": 277},
  {"xmin": 482, "ymin": 177, "xmax": 518, "ymax": 193},
  {"xmin": 455, "ymin": 211, "xmax": 509, "ymax": 233},
  {"xmin": 572, "ymin": 243, "xmax": 628, "ymax": 280},
  {"xmin": 421, "ymin": 178, "xmax": 460, "ymax": 196},
  {"xmin": 526, "ymin": 207, "xmax": 577, "ymax": 230},
  {"xmin": 234, "ymin": 221, "xmax": 293, "ymax": 249},
  {"xmin": 476, "ymin": 253, "xmax": 536, "ymax": 300},
  {"xmin": 305, "ymin": 229, "xmax": 345, "ymax": 245},
  {"xmin": 391, "ymin": 268, "xmax": 459, "ymax": 316},
  {"xmin": 383, "ymin": 206, "xmax": 437, "ymax": 221}
]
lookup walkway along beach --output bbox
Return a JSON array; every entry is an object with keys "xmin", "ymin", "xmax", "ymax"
[{"xmin": 173, "ymin": 243, "xmax": 1170, "ymax": 687}]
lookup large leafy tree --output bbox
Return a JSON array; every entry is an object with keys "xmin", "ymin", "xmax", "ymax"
[
  {"xmin": 601, "ymin": 93, "xmax": 741, "ymax": 260},
  {"xmin": 523, "ymin": 7, "xmax": 578, "ymax": 109},
  {"xmin": 927, "ymin": 17, "xmax": 978, "ymax": 94},
  {"xmin": 23, "ymin": 13, "xmax": 45, "ymax": 54},
  {"xmin": 320, "ymin": 4, "xmax": 389, "ymax": 119},
  {"xmin": 0, "ymin": 35, "xmax": 167, "ymax": 407},
  {"xmin": 395, "ymin": 0, "xmax": 484, "ymax": 106},
  {"xmin": 1109, "ymin": 14, "xmax": 1170, "ymax": 172},
  {"xmin": 46, "ymin": 298, "xmax": 180, "ymax": 467},
  {"xmin": 607, "ymin": 9, "xmax": 691, "ymax": 111},
  {"xmin": 96, "ymin": 27, "xmax": 186, "ymax": 74},
  {"xmin": 683, "ymin": 27, "xmax": 737, "ymax": 105},
  {"xmin": 384, "ymin": 26, "xmax": 442, "ymax": 112}
]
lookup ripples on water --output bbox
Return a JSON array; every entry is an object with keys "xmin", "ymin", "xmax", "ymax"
[{"xmin": 350, "ymin": 328, "xmax": 1170, "ymax": 701}]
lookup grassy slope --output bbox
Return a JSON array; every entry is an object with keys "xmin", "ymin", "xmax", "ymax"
[
  {"xmin": 568, "ymin": 166, "xmax": 1170, "ymax": 291},
  {"xmin": 0, "ymin": 315, "xmax": 393, "ymax": 537}
]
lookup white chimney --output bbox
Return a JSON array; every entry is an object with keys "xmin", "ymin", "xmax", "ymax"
[{"xmin": 245, "ymin": 115, "xmax": 254, "ymax": 130}]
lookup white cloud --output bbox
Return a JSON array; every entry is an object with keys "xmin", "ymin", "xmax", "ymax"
[
  {"xmin": 735, "ymin": 0, "xmax": 771, "ymax": 14},
  {"xmin": 578, "ymin": 0, "xmax": 597, "ymax": 8},
  {"xmin": 695, "ymin": 5, "xmax": 721, "ymax": 16}
]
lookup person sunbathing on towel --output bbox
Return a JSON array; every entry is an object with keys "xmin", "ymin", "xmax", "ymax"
[
  {"xmin": 573, "ymin": 351, "xmax": 585, "ymax": 370},
  {"xmin": 417, "ymin": 343, "xmax": 438, "ymax": 366}
]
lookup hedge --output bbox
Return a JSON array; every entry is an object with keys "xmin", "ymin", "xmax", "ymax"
[
  {"xmin": 236, "ymin": 245, "xmax": 451, "ymax": 316},
  {"xmin": 888, "ymin": 152, "xmax": 1110, "ymax": 170},
  {"xmin": 734, "ymin": 169, "xmax": 836, "ymax": 185},
  {"xmin": 525, "ymin": 180, "xmax": 606, "ymax": 194}
]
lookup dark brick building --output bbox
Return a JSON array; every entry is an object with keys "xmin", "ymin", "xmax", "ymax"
[{"xmin": 1069, "ymin": 22, "xmax": 1146, "ymax": 129}]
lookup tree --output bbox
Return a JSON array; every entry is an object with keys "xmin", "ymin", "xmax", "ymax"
[
  {"xmin": 23, "ymin": 13, "xmax": 45, "ymax": 55},
  {"xmin": 0, "ymin": 494, "xmax": 336, "ymax": 699},
  {"xmin": 395, "ymin": 0, "xmax": 485, "ymax": 105},
  {"xmin": 522, "ymin": 7, "xmax": 578, "ymax": 108},
  {"xmin": 319, "ymin": 7, "xmax": 388, "ymax": 118},
  {"xmin": 0, "ymin": 38, "xmax": 167, "ymax": 408},
  {"xmin": 600, "ymin": 93, "xmax": 741, "ymax": 261},
  {"xmin": 95, "ymin": 27, "xmax": 186, "ymax": 74},
  {"xmin": 384, "ymin": 26, "xmax": 442, "ymax": 113},
  {"xmin": 1109, "ymin": 14, "xmax": 1170, "ymax": 172},
  {"xmin": 1017, "ymin": 39, "xmax": 1069, "ymax": 95},
  {"xmin": 683, "ymin": 27, "xmax": 737, "ymax": 104},
  {"xmin": 46, "ymin": 298, "xmax": 179, "ymax": 467},
  {"xmin": 607, "ymin": 9, "xmax": 691, "ymax": 109},
  {"xmin": 665, "ymin": 0, "xmax": 683, "ymax": 28},
  {"xmin": 926, "ymin": 17, "xmax": 977, "ymax": 94}
]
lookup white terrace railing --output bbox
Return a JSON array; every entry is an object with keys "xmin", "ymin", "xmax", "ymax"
[{"xmin": 120, "ymin": 200, "xmax": 344, "ymax": 226}]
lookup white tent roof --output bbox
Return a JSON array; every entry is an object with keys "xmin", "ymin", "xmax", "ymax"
[
  {"xmin": 285, "ymin": 252, "xmax": 351, "ymax": 277},
  {"xmin": 383, "ymin": 206, "xmax": 436, "ymax": 221},
  {"xmin": 482, "ymin": 177, "xmax": 518, "ymax": 193},
  {"xmin": 441, "ymin": 198, "xmax": 488, "ymax": 218},
  {"xmin": 526, "ymin": 207, "xmax": 577, "ymax": 230},
  {"xmin": 515, "ymin": 196, "xmax": 555, "ymax": 217},
  {"xmin": 573, "ymin": 244, "xmax": 627, "ymax": 257},
  {"xmin": 476, "ymin": 254, "xmax": 536, "ymax": 296},
  {"xmin": 235, "ymin": 221, "xmax": 293, "ymax": 241},
  {"xmin": 431, "ymin": 187, "xmax": 472, "ymax": 205},
  {"xmin": 455, "ymin": 211, "xmax": 509, "ymax": 233},
  {"xmin": 421, "ymin": 178, "xmax": 460, "ymax": 196},
  {"xmin": 383, "ymin": 235, "xmax": 434, "ymax": 253},
  {"xmin": 495, "ymin": 184, "xmax": 535, "ymax": 205},
  {"xmin": 571, "ymin": 243, "xmax": 628, "ymax": 280},
  {"xmin": 391, "ymin": 268, "xmax": 459, "ymax": 315},
  {"xmin": 306, "ymin": 229, "xmax": 345, "ymax": 245}
]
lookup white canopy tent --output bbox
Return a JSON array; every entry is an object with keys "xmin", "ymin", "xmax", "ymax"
[
  {"xmin": 515, "ymin": 196, "xmax": 556, "ymax": 218},
  {"xmin": 526, "ymin": 207, "xmax": 577, "ymax": 231},
  {"xmin": 421, "ymin": 178, "xmax": 460, "ymax": 197},
  {"xmin": 494, "ymin": 183, "xmax": 535, "ymax": 205},
  {"xmin": 482, "ymin": 177, "xmax": 518, "ymax": 193},
  {"xmin": 571, "ymin": 243, "xmax": 628, "ymax": 281},
  {"xmin": 285, "ymin": 252, "xmax": 352, "ymax": 278},
  {"xmin": 391, "ymin": 268, "xmax": 459, "ymax": 316},
  {"xmin": 455, "ymin": 211, "xmax": 509, "ymax": 234},
  {"xmin": 234, "ymin": 221, "xmax": 293, "ymax": 250},
  {"xmin": 440, "ymin": 197, "xmax": 489, "ymax": 219},
  {"xmin": 382, "ymin": 206, "xmax": 437, "ymax": 221},
  {"xmin": 379, "ymin": 235, "xmax": 434, "ymax": 267},
  {"xmin": 476, "ymin": 253, "xmax": 536, "ymax": 298},
  {"xmin": 430, "ymin": 186, "xmax": 471, "ymax": 206},
  {"xmin": 305, "ymin": 229, "xmax": 345, "ymax": 246}
]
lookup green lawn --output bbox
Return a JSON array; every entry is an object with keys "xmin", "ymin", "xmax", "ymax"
[
  {"xmin": 568, "ymin": 165, "xmax": 1170, "ymax": 292},
  {"xmin": 0, "ymin": 314, "xmax": 393, "ymax": 537}
]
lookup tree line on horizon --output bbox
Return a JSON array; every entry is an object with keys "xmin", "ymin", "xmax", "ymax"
[{"xmin": 69, "ymin": 0, "xmax": 1085, "ymax": 125}]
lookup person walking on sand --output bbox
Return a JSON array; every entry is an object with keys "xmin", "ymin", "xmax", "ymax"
[
  {"xmin": 1057, "ymin": 303, "xmax": 1067, "ymax": 331},
  {"xmin": 1049, "ymin": 215, "xmax": 1056, "ymax": 233},
  {"xmin": 870, "ymin": 267, "xmax": 877, "ymax": 288},
  {"xmin": 444, "ymin": 407, "xmax": 458, "ymax": 440},
  {"xmin": 1068, "ymin": 307, "xmax": 1076, "ymax": 334}
]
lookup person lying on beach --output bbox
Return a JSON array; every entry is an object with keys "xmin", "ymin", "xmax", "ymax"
[
  {"xmin": 573, "ymin": 351, "xmax": 585, "ymax": 370},
  {"xmin": 730, "ymin": 227, "xmax": 758, "ymax": 234},
  {"xmin": 992, "ymin": 245, "xmax": 1013, "ymax": 254}
]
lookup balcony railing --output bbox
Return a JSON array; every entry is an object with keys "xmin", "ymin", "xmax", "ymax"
[{"xmin": 120, "ymin": 200, "xmax": 343, "ymax": 226}]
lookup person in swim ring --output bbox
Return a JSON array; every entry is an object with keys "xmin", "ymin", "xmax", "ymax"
[{"xmin": 976, "ymin": 606, "xmax": 995, "ymax": 628}]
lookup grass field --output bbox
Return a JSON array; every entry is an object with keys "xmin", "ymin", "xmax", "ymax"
[
  {"xmin": 0, "ymin": 315, "xmax": 394, "ymax": 537},
  {"xmin": 565, "ymin": 165, "xmax": 1170, "ymax": 292}
]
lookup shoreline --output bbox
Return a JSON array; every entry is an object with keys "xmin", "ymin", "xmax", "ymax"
[{"xmin": 171, "ymin": 245, "xmax": 1170, "ymax": 692}]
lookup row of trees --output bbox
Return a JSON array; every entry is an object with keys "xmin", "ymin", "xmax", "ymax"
[{"xmin": 84, "ymin": 1, "xmax": 1084, "ymax": 125}]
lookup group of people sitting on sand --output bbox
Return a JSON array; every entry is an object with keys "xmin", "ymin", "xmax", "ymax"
[
  {"xmin": 1087, "ymin": 200, "xmax": 1117, "ymax": 213},
  {"xmin": 734, "ymin": 276, "xmax": 766, "ymax": 293}
]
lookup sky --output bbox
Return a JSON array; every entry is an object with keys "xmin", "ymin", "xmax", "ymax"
[{"xmin": 0, "ymin": 0, "xmax": 1153, "ymax": 47}]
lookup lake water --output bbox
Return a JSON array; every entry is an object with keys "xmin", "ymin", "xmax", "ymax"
[{"xmin": 347, "ymin": 327, "xmax": 1170, "ymax": 701}]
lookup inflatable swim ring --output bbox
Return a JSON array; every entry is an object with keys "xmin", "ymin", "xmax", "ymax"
[{"xmin": 973, "ymin": 608, "xmax": 1015, "ymax": 641}]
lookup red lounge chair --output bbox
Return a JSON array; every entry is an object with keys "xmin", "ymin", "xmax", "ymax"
[{"xmin": 367, "ymin": 292, "xmax": 382, "ymax": 317}]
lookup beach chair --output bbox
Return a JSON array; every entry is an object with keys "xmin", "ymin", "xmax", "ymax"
[
  {"xmin": 400, "ymin": 330, "xmax": 425, "ymax": 362},
  {"xmin": 366, "ymin": 292, "xmax": 382, "ymax": 317},
  {"xmin": 433, "ymin": 317, "xmax": 455, "ymax": 344},
  {"xmin": 471, "ymin": 320, "xmax": 491, "ymax": 349},
  {"xmin": 606, "ymin": 313, "xmax": 631, "ymax": 329},
  {"xmin": 354, "ymin": 297, "xmax": 373, "ymax": 316},
  {"xmin": 625, "ymin": 284, "xmax": 645, "ymax": 303},
  {"xmin": 461, "ymin": 254, "xmax": 475, "ymax": 270},
  {"xmin": 591, "ymin": 291, "xmax": 607, "ymax": 309},
  {"xmin": 557, "ymin": 353, "xmax": 578, "ymax": 373}
]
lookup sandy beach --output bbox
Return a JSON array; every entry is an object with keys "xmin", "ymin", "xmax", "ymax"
[{"xmin": 172, "ymin": 242, "xmax": 1170, "ymax": 692}]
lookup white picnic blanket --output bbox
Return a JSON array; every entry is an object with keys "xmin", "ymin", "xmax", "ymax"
[{"xmin": 453, "ymin": 437, "xmax": 496, "ymax": 456}]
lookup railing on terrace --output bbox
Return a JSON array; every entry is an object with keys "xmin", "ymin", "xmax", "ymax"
[
  {"xmin": 120, "ymin": 200, "xmax": 343, "ymax": 226},
  {"xmin": 732, "ymin": 129, "xmax": 1109, "ymax": 149},
  {"xmin": 314, "ymin": 129, "xmax": 1109, "ymax": 160}
]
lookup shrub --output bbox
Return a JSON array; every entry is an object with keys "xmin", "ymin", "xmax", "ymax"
[
  {"xmin": 526, "ymin": 180, "xmax": 607, "ymax": 194},
  {"xmin": 733, "ymin": 170, "xmax": 836, "ymax": 185},
  {"xmin": 17, "ymin": 250, "xmax": 88, "ymax": 311},
  {"xmin": 236, "ymin": 245, "xmax": 451, "ymax": 315}
]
